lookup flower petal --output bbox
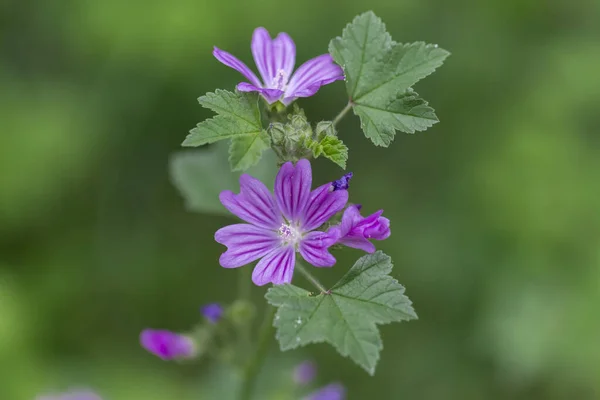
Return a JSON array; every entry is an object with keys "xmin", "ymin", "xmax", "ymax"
[
  {"xmin": 213, "ymin": 47, "xmax": 262, "ymax": 87},
  {"xmin": 252, "ymin": 245, "xmax": 295, "ymax": 286},
  {"xmin": 236, "ymin": 82, "xmax": 284, "ymax": 104},
  {"xmin": 272, "ymin": 32, "xmax": 296, "ymax": 82},
  {"xmin": 215, "ymin": 224, "xmax": 279, "ymax": 268},
  {"xmin": 251, "ymin": 28, "xmax": 296, "ymax": 90},
  {"xmin": 301, "ymin": 183, "xmax": 348, "ymax": 231},
  {"xmin": 299, "ymin": 230, "xmax": 339, "ymax": 267},
  {"xmin": 339, "ymin": 235, "xmax": 376, "ymax": 253},
  {"xmin": 275, "ymin": 159, "xmax": 312, "ymax": 223},
  {"xmin": 219, "ymin": 174, "xmax": 282, "ymax": 229},
  {"xmin": 284, "ymin": 54, "xmax": 344, "ymax": 104},
  {"xmin": 251, "ymin": 27, "xmax": 276, "ymax": 85}
]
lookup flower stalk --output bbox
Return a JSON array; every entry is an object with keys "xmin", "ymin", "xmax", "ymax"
[
  {"xmin": 295, "ymin": 261, "xmax": 328, "ymax": 293},
  {"xmin": 332, "ymin": 101, "xmax": 353, "ymax": 127},
  {"xmin": 239, "ymin": 306, "xmax": 275, "ymax": 400}
]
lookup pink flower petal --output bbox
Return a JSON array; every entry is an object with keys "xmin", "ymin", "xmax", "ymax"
[
  {"xmin": 299, "ymin": 230, "xmax": 339, "ymax": 267},
  {"xmin": 252, "ymin": 246, "xmax": 295, "ymax": 286},
  {"xmin": 215, "ymin": 224, "xmax": 279, "ymax": 268},
  {"xmin": 213, "ymin": 47, "xmax": 262, "ymax": 87},
  {"xmin": 219, "ymin": 174, "xmax": 282, "ymax": 229},
  {"xmin": 301, "ymin": 183, "xmax": 348, "ymax": 231},
  {"xmin": 274, "ymin": 159, "xmax": 312, "ymax": 223}
]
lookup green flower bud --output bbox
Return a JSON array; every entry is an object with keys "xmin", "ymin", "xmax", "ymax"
[
  {"xmin": 315, "ymin": 121, "xmax": 336, "ymax": 140},
  {"xmin": 268, "ymin": 122, "xmax": 286, "ymax": 146}
]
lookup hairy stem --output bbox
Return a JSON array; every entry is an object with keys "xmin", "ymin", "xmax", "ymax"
[
  {"xmin": 332, "ymin": 101, "xmax": 353, "ymax": 127},
  {"xmin": 239, "ymin": 306, "xmax": 275, "ymax": 400},
  {"xmin": 295, "ymin": 262, "xmax": 328, "ymax": 293}
]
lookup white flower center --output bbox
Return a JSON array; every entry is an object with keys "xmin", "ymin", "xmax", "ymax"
[
  {"xmin": 271, "ymin": 69, "xmax": 288, "ymax": 91},
  {"xmin": 278, "ymin": 223, "xmax": 302, "ymax": 245}
]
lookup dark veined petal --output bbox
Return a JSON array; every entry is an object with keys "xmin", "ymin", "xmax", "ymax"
[
  {"xmin": 236, "ymin": 82, "xmax": 284, "ymax": 104},
  {"xmin": 301, "ymin": 183, "xmax": 348, "ymax": 231},
  {"xmin": 284, "ymin": 54, "xmax": 344, "ymax": 104},
  {"xmin": 213, "ymin": 47, "xmax": 262, "ymax": 87},
  {"xmin": 252, "ymin": 245, "xmax": 296, "ymax": 286},
  {"xmin": 299, "ymin": 230, "xmax": 340, "ymax": 267},
  {"xmin": 215, "ymin": 224, "xmax": 279, "ymax": 268},
  {"xmin": 274, "ymin": 159, "xmax": 312, "ymax": 223},
  {"xmin": 219, "ymin": 174, "xmax": 282, "ymax": 229},
  {"xmin": 251, "ymin": 27, "xmax": 296, "ymax": 88}
]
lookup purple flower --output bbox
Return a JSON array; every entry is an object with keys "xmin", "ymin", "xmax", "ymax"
[
  {"xmin": 304, "ymin": 383, "xmax": 346, "ymax": 400},
  {"xmin": 332, "ymin": 172, "xmax": 353, "ymax": 191},
  {"xmin": 213, "ymin": 27, "xmax": 344, "ymax": 105},
  {"xmin": 140, "ymin": 329, "xmax": 196, "ymax": 360},
  {"xmin": 215, "ymin": 159, "xmax": 348, "ymax": 286},
  {"xmin": 331, "ymin": 204, "xmax": 390, "ymax": 253},
  {"xmin": 36, "ymin": 390, "xmax": 102, "ymax": 400},
  {"xmin": 293, "ymin": 360, "xmax": 317, "ymax": 385},
  {"xmin": 201, "ymin": 303, "xmax": 223, "ymax": 324}
]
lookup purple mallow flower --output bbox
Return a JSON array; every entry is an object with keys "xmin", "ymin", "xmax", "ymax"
[
  {"xmin": 294, "ymin": 360, "xmax": 317, "ymax": 385},
  {"xmin": 36, "ymin": 390, "xmax": 102, "ymax": 400},
  {"xmin": 201, "ymin": 303, "xmax": 223, "ymax": 324},
  {"xmin": 331, "ymin": 204, "xmax": 390, "ymax": 253},
  {"xmin": 332, "ymin": 172, "xmax": 353, "ymax": 191},
  {"xmin": 215, "ymin": 159, "xmax": 348, "ymax": 286},
  {"xmin": 140, "ymin": 329, "xmax": 196, "ymax": 360},
  {"xmin": 304, "ymin": 383, "xmax": 346, "ymax": 400},
  {"xmin": 213, "ymin": 27, "xmax": 344, "ymax": 105}
]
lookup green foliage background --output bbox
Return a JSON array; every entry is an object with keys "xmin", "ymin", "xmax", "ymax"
[{"xmin": 1, "ymin": 0, "xmax": 599, "ymax": 398}]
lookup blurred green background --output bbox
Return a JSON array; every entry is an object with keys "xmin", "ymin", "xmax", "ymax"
[{"xmin": 1, "ymin": 0, "xmax": 599, "ymax": 399}]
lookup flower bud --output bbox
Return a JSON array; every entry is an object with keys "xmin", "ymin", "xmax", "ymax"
[
  {"xmin": 140, "ymin": 329, "xmax": 196, "ymax": 360},
  {"xmin": 315, "ymin": 121, "xmax": 336, "ymax": 140}
]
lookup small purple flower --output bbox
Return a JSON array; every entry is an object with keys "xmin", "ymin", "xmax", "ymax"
[
  {"xmin": 331, "ymin": 204, "xmax": 390, "ymax": 253},
  {"xmin": 215, "ymin": 159, "xmax": 348, "ymax": 286},
  {"xmin": 331, "ymin": 172, "xmax": 353, "ymax": 191},
  {"xmin": 213, "ymin": 27, "xmax": 344, "ymax": 105},
  {"xmin": 36, "ymin": 389, "xmax": 102, "ymax": 400},
  {"xmin": 293, "ymin": 360, "xmax": 317, "ymax": 385},
  {"xmin": 201, "ymin": 303, "xmax": 223, "ymax": 324},
  {"xmin": 140, "ymin": 329, "xmax": 196, "ymax": 360},
  {"xmin": 304, "ymin": 383, "xmax": 346, "ymax": 400}
]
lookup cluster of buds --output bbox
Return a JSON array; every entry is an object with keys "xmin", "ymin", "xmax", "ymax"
[{"xmin": 268, "ymin": 106, "xmax": 338, "ymax": 164}]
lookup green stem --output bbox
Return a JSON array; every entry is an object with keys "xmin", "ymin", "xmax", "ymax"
[
  {"xmin": 239, "ymin": 306, "xmax": 275, "ymax": 400},
  {"xmin": 332, "ymin": 101, "xmax": 353, "ymax": 127},
  {"xmin": 295, "ymin": 262, "xmax": 328, "ymax": 293},
  {"xmin": 237, "ymin": 268, "xmax": 252, "ymax": 361}
]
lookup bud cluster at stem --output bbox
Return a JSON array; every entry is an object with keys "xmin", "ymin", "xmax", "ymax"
[{"xmin": 267, "ymin": 105, "xmax": 338, "ymax": 164}]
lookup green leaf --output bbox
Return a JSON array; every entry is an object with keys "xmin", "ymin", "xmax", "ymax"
[
  {"xmin": 182, "ymin": 90, "xmax": 270, "ymax": 171},
  {"xmin": 169, "ymin": 142, "xmax": 277, "ymax": 216},
  {"xmin": 354, "ymin": 89, "xmax": 439, "ymax": 146},
  {"xmin": 306, "ymin": 135, "xmax": 348, "ymax": 169},
  {"xmin": 265, "ymin": 251, "xmax": 417, "ymax": 374},
  {"xmin": 329, "ymin": 11, "xmax": 449, "ymax": 146}
]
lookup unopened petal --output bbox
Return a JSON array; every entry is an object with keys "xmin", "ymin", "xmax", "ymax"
[{"xmin": 251, "ymin": 246, "xmax": 295, "ymax": 286}]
